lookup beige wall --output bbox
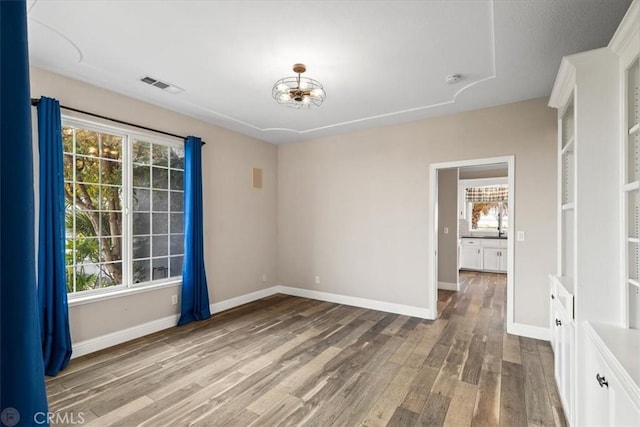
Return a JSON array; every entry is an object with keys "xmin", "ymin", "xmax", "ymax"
[
  {"xmin": 30, "ymin": 67, "xmax": 278, "ymax": 343},
  {"xmin": 437, "ymin": 168, "xmax": 458, "ymax": 286},
  {"xmin": 278, "ymin": 98, "xmax": 557, "ymax": 327}
]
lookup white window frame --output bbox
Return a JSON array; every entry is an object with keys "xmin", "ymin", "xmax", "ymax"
[{"xmin": 62, "ymin": 116, "xmax": 184, "ymax": 304}]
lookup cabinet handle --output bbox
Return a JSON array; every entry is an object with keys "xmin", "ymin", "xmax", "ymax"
[
  {"xmin": 555, "ymin": 319, "xmax": 562, "ymax": 326},
  {"xmin": 478, "ymin": 249, "xmax": 480, "ymax": 254},
  {"xmin": 596, "ymin": 373, "xmax": 608, "ymax": 388},
  {"xmin": 551, "ymin": 294, "xmax": 555, "ymax": 300}
]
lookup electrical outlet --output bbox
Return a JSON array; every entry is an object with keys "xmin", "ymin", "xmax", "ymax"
[
  {"xmin": 444, "ymin": 227, "xmax": 449, "ymax": 234},
  {"xmin": 171, "ymin": 295, "xmax": 178, "ymax": 305},
  {"xmin": 314, "ymin": 276, "xmax": 320, "ymax": 284},
  {"xmin": 517, "ymin": 231, "xmax": 525, "ymax": 241},
  {"xmin": 262, "ymin": 273, "xmax": 267, "ymax": 282}
]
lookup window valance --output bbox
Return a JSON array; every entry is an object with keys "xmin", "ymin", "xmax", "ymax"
[{"xmin": 466, "ymin": 185, "xmax": 508, "ymax": 202}]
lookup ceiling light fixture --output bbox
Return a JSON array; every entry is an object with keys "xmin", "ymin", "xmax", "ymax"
[{"xmin": 272, "ymin": 63, "xmax": 325, "ymax": 108}]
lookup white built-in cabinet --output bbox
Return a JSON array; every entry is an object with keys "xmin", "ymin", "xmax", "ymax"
[
  {"xmin": 548, "ymin": 1, "xmax": 640, "ymax": 426},
  {"xmin": 623, "ymin": 38, "xmax": 640, "ymax": 330}
]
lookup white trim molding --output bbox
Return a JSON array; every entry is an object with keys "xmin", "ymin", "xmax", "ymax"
[
  {"xmin": 438, "ymin": 281, "xmax": 459, "ymax": 291},
  {"xmin": 429, "ymin": 155, "xmax": 516, "ymax": 329},
  {"xmin": 507, "ymin": 322, "xmax": 550, "ymax": 341},
  {"xmin": 72, "ymin": 287, "xmax": 280, "ymax": 359},
  {"xmin": 73, "ymin": 280, "xmax": 553, "ymax": 358},
  {"xmin": 277, "ymin": 286, "xmax": 433, "ymax": 319},
  {"xmin": 209, "ymin": 287, "xmax": 280, "ymax": 314},
  {"xmin": 72, "ymin": 313, "xmax": 180, "ymax": 359}
]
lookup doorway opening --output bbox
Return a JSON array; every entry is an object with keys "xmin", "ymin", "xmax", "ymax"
[{"xmin": 429, "ymin": 156, "xmax": 515, "ymax": 331}]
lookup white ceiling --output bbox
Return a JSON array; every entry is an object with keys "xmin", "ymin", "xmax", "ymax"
[{"xmin": 27, "ymin": 0, "xmax": 631, "ymax": 144}]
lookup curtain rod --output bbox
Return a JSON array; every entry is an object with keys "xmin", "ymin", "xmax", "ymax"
[{"xmin": 30, "ymin": 98, "xmax": 206, "ymax": 145}]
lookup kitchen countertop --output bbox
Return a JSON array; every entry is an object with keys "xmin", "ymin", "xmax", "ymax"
[{"xmin": 460, "ymin": 235, "xmax": 508, "ymax": 240}]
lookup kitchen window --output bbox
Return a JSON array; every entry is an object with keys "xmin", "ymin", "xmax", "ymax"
[{"xmin": 469, "ymin": 201, "xmax": 509, "ymax": 232}]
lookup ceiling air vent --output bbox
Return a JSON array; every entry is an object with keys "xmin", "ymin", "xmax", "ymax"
[{"xmin": 140, "ymin": 76, "xmax": 183, "ymax": 94}]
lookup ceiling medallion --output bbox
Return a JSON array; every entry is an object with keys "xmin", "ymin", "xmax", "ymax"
[{"xmin": 272, "ymin": 63, "xmax": 326, "ymax": 108}]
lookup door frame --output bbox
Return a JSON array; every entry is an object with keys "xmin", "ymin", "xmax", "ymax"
[{"xmin": 428, "ymin": 155, "xmax": 515, "ymax": 329}]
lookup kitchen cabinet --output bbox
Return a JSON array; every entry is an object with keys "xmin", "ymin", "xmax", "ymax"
[
  {"xmin": 482, "ymin": 247, "xmax": 507, "ymax": 272},
  {"xmin": 459, "ymin": 238, "xmax": 507, "ymax": 273},
  {"xmin": 459, "ymin": 241, "xmax": 482, "ymax": 270}
]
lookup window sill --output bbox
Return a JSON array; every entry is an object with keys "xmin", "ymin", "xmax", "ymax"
[{"xmin": 68, "ymin": 280, "xmax": 181, "ymax": 307}]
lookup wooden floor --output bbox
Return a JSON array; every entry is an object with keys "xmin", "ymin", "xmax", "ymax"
[{"xmin": 46, "ymin": 272, "xmax": 566, "ymax": 426}]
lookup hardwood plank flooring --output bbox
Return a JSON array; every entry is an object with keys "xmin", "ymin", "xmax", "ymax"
[{"xmin": 46, "ymin": 272, "xmax": 566, "ymax": 426}]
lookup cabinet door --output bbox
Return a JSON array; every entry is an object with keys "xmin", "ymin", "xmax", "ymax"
[
  {"xmin": 460, "ymin": 246, "xmax": 482, "ymax": 270},
  {"xmin": 582, "ymin": 336, "xmax": 611, "ymax": 427},
  {"xmin": 483, "ymin": 248, "xmax": 500, "ymax": 271},
  {"xmin": 498, "ymin": 248, "xmax": 508, "ymax": 272}
]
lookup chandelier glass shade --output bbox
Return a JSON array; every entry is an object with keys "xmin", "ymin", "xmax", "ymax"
[{"xmin": 272, "ymin": 64, "xmax": 325, "ymax": 108}]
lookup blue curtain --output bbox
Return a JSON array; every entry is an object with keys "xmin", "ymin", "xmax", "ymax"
[
  {"xmin": 37, "ymin": 97, "xmax": 73, "ymax": 376},
  {"xmin": 0, "ymin": 0, "xmax": 51, "ymax": 425},
  {"xmin": 178, "ymin": 136, "xmax": 211, "ymax": 325}
]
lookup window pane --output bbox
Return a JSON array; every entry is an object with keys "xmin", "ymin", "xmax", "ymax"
[
  {"xmin": 133, "ymin": 213, "xmax": 150, "ymax": 235},
  {"xmin": 170, "ymin": 255, "xmax": 183, "ymax": 277},
  {"xmin": 132, "ymin": 235, "xmax": 150, "ymax": 259},
  {"xmin": 75, "ymin": 130, "xmax": 99, "ymax": 156},
  {"xmin": 152, "ymin": 213, "xmax": 168, "ymax": 234},
  {"xmin": 152, "ymin": 235, "xmax": 168, "ymax": 257},
  {"xmin": 75, "ymin": 263, "xmax": 100, "ymax": 291},
  {"xmin": 133, "ymin": 259, "xmax": 150, "ymax": 284},
  {"xmin": 100, "ymin": 262, "xmax": 123, "ymax": 287},
  {"xmin": 170, "ymin": 214, "xmax": 183, "ymax": 234},
  {"xmin": 100, "ymin": 186, "xmax": 123, "ymax": 211},
  {"xmin": 132, "ymin": 188, "xmax": 150, "ymax": 211},
  {"xmin": 75, "ymin": 157, "xmax": 99, "ymax": 183},
  {"xmin": 170, "ymin": 191, "xmax": 183, "ymax": 212},
  {"xmin": 100, "ymin": 237, "xmax": 122, "ymax": 262},
  {"xmin": 133, "ymin": 165, "xmax": 150, "ymax": 187},
  {"xmin": 66, "ymin": 266, "xmax": 75, "ymax": 293},
  {"xmin": 132, "ymin": 140, "xmax": 150, "ymax": 164},
  {"xmin": 101, "ymin": 135, "xmax": 122, "ymax": 160},
  {"xmin": 100, "ymin": 159, "xmax": 122, "ymax": 186},
  {"xmin": 74, "ymin": 237, "xmax": 99, "ymax": 265},
  {"xmin": 152, "ymin": 167, "xmax": 168, "ymax": 189},
  {"xmin": 152, "ymin": 258, "xmax": 169, "ymax": 280},
  {"xmin": 170, "ymin": 234, "xmax": 183, "ymax": 255},
  {"xmin": 170, "ymin": 169, "xmax": 183, "ymax": 191},
  {"xmin": 152, "ymin": 145, "xmax": 169, "ymax": 166},
  {"xmin": 63, "ymin": 154, "xmax": 74, "ymax": 180},
  {"xmin": 74, "ymin": 183, "xmax": 99, "ymax": 209},
  {"xmin": 170, "ymin": 146, "xmax": 184, "ymax": 170},
  {"xmin": 62, "ymin": 127, "xmax": 73, "ymax": 153},
  {"xmin": 152, "ymin": 190, "xmax": 168, "ymax": 211}
]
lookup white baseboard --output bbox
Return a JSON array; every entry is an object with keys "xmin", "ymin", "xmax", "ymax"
[
  {"xmin": 507, "ymin": 322, "xmax": 550, "ymax": 341},
  {"xmin": 72, "ymin": 284, "xmax": 435, "ymax": 358},
  {"xmin": 438, "ymin": 281, "xmax": 458, "ymax": 291},
  {"xmin": 72, "ymin": 313, "xmax": 179, "ymax": 359},
  {"xmin": 72, "ymin": 286, "xmax": 280, "ymax": 359},
  {"xmin": 276, "ymin": 285, "xmax": 434, "ymax": 319},
  {"xmin": 209, "ymin": 287, "xmax": 280, "ymax": 314}
]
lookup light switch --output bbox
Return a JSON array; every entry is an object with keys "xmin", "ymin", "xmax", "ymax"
[
  {"xmin": 517, "ymin": 231, "xmax": 525, "ymax": 241},
  {"xmin": 444, "ymin": 227, "xmax": 449, "ymax": 234}
]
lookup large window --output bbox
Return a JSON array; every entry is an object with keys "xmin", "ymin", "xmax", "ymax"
[{"xmin": 62, "ymin": 119, "xmax": 184, "ymax": 294}]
